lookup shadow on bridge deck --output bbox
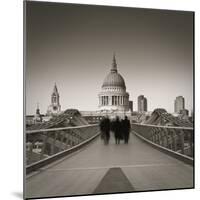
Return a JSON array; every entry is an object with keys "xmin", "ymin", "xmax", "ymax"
[{"xmin": 26, "ymin": 132, "xmax": 193, "ymax": 199}]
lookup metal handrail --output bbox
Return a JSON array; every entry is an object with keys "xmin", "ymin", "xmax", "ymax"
[
  {"xmin": 26, "ymin": 124, "xmax": 99, "ymax": 134},
  {"xmin": 131, "ymin": 123, "xmax": 193, "ymax": 130}
]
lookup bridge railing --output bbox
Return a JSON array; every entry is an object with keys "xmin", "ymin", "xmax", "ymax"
[
  {"xmin": 131, "ymin": 123, "xmax": 194, "ymax": 159},
  {"xmin": 26, "ymin": 124, "xmax": 100, "ymax": 172}
]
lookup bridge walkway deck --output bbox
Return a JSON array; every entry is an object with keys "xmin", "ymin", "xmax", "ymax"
[{"xmin": 26, "ymin": 132, "xmax": 193, "ymax": 198}]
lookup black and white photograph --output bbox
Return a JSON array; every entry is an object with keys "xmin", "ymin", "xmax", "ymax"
[{"xmin": 24, "ymin": 1, "xmax": 194, "ymax": 199}]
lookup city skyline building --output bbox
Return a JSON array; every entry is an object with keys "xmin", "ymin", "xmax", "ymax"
[
  {"xmin": 179, "ymin": 108, "xmax": 189, "ymax": 120},
  {"xmin": 180, "ymin": 109, "xmax": 189, "ymax": 116},
  {"xmin": 129, "ymin": 101, "xmax": 133, "ymax": 112},
  {"xmin": 174, "ymin": 96, "xmax": 185, "ymax": 114},
  {"xmin": 138, "ymin": 95, "xmax": 147, "ymax": 112}
]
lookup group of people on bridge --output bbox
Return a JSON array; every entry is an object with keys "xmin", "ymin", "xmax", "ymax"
[{"xmin": 99, "ymin": 116, "xmax": 131, "ymax": 145}]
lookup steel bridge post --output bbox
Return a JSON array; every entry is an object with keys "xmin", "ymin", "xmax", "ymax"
[{"xmin": 179, "ymin": 130, "xmax": 185, "ymax": 155}]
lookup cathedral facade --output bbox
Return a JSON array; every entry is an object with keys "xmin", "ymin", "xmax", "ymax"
[{"xmin": 98, "ymin": 55, "xmax": 133, "ymax": 116}]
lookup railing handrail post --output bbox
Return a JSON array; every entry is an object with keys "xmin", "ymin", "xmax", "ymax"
[{"xmin": 131, "ymin": 123, "xmax": 193, "ymax": 160}]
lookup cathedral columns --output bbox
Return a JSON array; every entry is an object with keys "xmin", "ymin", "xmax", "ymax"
[
  {"xmin": 100, "ymin": 94, "xmax": 129, "ymax": 107},
  {"xmin": 109, "ymin": 96, "xmax": 112, "ymax": 105},
  {"xmin": 100, "ymin": 96, "xmax": 111, "ymax": 106}
]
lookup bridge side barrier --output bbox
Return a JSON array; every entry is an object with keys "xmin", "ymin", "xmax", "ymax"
[
  {"xmin": 26, "ymin": 124, "xmax": 100, "ymax": 174},
  {"xmin": 131, "ymin": 123, "xmax": 194, "ymax": 165}
]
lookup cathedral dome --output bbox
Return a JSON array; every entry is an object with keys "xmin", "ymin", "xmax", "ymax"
[
  {"xmin": 102, "ymin": 72, "xmax": 126, "ymax": 89},
  {"xmin": 102, "ymin": 54, "xmax": 126, "ymax": 89}
]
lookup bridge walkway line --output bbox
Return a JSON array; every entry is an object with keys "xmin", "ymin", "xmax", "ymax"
[{"xmin": 26, "ymin": 132, "xmax": 193, "ymax": 199}]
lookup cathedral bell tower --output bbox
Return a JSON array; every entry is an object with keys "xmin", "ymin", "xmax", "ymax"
[{"xmin": 47, "ymin": 83, "xmax": 61, "ymax": 115}]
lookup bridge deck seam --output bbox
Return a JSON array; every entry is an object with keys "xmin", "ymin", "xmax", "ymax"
[{"xmin": 42, "ymin": 163, "xmax": 184, "ymax": 172}]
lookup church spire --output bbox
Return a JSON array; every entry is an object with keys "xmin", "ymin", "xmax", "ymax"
[
  {"xmin": 36, "ymin": 102, "xmax": 40, "ymax": 115},
  {"xmin": 111, "ymin": 53, "xmax": 117, "ymax": 73},
  {"xmin": 53, "ymin": 82, "xmax": 58, "ymax": 94}
]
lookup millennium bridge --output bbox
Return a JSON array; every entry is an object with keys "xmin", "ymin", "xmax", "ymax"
[{"xmin": 25, "ymin": 110, "xmax": 194, "ymax": 199}]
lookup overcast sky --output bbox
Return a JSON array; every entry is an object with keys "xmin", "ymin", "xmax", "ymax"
[{"xmin": 25, "ymin": 1, "xmax": 193, "ymax": 115}]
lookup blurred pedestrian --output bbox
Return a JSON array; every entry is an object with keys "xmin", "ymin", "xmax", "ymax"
[
  {"xmin": 122, "ymin": 116, "xmax": 130, "ymax": 144},
  {"xmin": 113, "ymin": 116, "xmax": 123, "ymax": 144},
  {"xmin": 99, "ymin": 116, "xmax": 110, "ymax": 145}
]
